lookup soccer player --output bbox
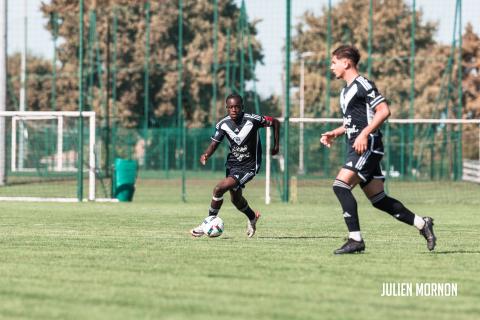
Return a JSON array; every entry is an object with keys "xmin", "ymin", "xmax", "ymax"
[
  {"xmin": 320, "ymin": 45, "xmax": 436, "ymax": 254},
  {"xmin": 190, "ymin": 93, "xmax": 280, "ymax": 238}
]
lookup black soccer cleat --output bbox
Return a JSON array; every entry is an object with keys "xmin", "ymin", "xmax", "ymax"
[
  {"xmin": 419, "ymin": 217, "xmax": 436, "ymax": 251},
  {"xmin": 334, "ymin": 238, "xmax": 366, "ymax": 254}
]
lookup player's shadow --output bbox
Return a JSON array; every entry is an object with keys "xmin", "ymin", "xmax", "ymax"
[
  {"xmin": 422, "ymin": 250, "xmax": 480, "ymax": 255},
  {"xmin": 259, "ymin": 236, "xmax": 341, "ymax": 239}
]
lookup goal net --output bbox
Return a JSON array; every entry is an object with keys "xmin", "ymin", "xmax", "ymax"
[
  {"xmin": 0, "ymin": 111, "xmax": 104, "ymax": 202},
  {"xmin": 265, "ymin": 118, "xmax": 480, "ymax": 205}
]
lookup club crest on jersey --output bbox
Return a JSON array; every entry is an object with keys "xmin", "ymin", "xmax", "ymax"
[
  {"xmin": 221, "ymin": 120, "xmax": 254, "ymax": 145},
  {"xmin": 367, "ymin": 91, "xmax": 376, "ymax": 99}
]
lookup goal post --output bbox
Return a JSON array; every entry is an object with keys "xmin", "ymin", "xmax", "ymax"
[
  {"xmin": 265, "ymin": 118, "xmax": 480, "ymax": 204},
  {"xmin": 0, "ymin": 110, "xmax": 108, "ymax": 202}
]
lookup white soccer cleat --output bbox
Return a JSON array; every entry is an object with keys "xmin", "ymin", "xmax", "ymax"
[
  {"xmin": 190, "ymin": 223, "xmax": 205, "ymax": 237},
  {"xmin": 246, "ymin": 212, "xmax": 261, "ymax": 238}
]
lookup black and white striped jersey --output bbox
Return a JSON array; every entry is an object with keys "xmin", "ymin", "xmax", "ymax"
[
  {"xmin": 339, "ymin": 75, "xmax": 386, "ymax": 143},
  {"xmin": 211, "ymin": 113, "xmax": 272, "ymax": 172}
]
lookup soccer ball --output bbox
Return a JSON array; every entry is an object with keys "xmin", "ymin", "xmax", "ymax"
[{"xmin": 202, "ymin": 216, "xmax": 224, "ymax": 238}]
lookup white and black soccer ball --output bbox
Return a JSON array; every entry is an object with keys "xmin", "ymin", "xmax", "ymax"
[{"xmin": 202, "ymin": 216, "xmax": 224, "ymax": 238}]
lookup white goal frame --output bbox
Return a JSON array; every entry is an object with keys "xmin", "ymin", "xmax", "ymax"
[
  {"xmin": 0, "ymin": 111, "xmax": 104, "ymax": 202},
  {"xmin": 265, "ymin": 118, "xmax": 480, "ymax": 204}
]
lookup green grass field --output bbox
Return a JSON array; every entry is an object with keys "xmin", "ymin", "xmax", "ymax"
[{"xmin": 1, "ymin": 178, "xmax": 479, "ymax": 319}]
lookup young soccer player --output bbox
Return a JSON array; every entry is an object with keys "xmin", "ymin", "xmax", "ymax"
[
  {"xmin": 320, "ymin": 45, "xmax": 436, "ymax": 254},
  {"xmin": 190, "ymin": 94, "xmax": 280, "ymax": 238}
]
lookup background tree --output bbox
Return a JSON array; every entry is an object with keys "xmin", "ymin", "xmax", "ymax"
[
  {"xmin": 462, "ymin": 23, "xmax": 480, "ymax": 120},
  {"xmin": 7, "ymin": 53, "xmax": 53, "ymax": 111},
  {"xmin": 39, "ymin": 0, "xmax": 265, "ymax": 128},
  {"xmin": 459, "ymin": 23, "xmax": 480, "ymax": 159},
  {"xmin": 292, "ymin": 0, "xmax": 438, "ymax": 118}
]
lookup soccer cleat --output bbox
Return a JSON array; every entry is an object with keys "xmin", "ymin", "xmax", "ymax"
[
  {"xmin": 334, "ymin": 238, "xmax": 365, "ymax": 254},
  {"xmin": 246, "ymin": 211, "xmax": 261, "ymax": 238},
  {"xmin": 419, "ymin": 217, "xmax": 436, "ymax": 251},
  {"xmin": 190, "ymin": 223, "xmax": 205, "ymax": 238}
]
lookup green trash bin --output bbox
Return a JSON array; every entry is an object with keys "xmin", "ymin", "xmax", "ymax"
[{"xmin": 114, "ymin": 158, "xmax": 138, "ymax": 202}]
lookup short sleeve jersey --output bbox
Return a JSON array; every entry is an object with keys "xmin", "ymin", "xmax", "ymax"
[
  {"xmin": 340, "ymin": 75, "xmax": 386, "ymax": 143},
  {"xmin": 211, "ymin": 113, "xmax": 272, "ymax": 172}
]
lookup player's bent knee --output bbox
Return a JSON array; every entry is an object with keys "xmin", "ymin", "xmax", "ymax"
[
  {"xmin": 370, "ymin": 193, "xmax": 403, "ymax": 212},
  {"xmin": 333, "ymin": 179, "xmax": 351, "ymax": 194},
  {"xmin": 369, "ymin": 191, "xmax": 387, "ymax": 208},
  {"xmin": 213, "ymin": 185, "xmax": 227, "ymax": 197}
]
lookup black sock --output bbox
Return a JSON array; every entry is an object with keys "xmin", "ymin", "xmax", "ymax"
[
  {"xmin": 237, "ymin": 202, "xmax": 256, "ymax": 220},
  {"xmin": 369, "ymin": 191, "xmax": 415, "ymax": 225},
  {"xmin": 333, "ymin": 179, "xmax": 360, "ymax": 232},
  {"xmin": 208, "ymin": 207, "xmax": 219, "ymax": 216}
]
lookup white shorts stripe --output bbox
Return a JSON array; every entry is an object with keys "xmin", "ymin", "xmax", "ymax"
[
  {"xmin": 355, "ymin": 150, "xmax": 371, "ymax": 170},
  {"xmin": 239, "ymin": 172, "xmax": 254, "ymax": 185}
]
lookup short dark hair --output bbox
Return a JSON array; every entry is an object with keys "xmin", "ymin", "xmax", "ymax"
[
  {"xmin": 332, "ymin": 45, "xmax": 361, "ymax": 67},
  {"xmin": 226, "ymin": 93, "xmax": 243, "ymax": 105}
]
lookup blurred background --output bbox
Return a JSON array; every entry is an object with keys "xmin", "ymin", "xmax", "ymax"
[{"xmin": 0, "ymin": 0, "xmax": 479, "ymax": 203}]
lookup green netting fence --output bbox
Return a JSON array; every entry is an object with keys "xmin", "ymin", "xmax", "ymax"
[{"xmin": 1, "ymin": 0, "xmax": 478, "ymax": 204}]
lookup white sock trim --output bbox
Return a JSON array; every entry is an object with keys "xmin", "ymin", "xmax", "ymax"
[
  {"xmin": 212, "ymin": 196, "xmax": 223, "ymax": 201},
  {"xmin": 349, "ymin": 231, "xmax": 362, "ymax": 242},
  {"xmin": 414, "ymin": 215, "xmax": 425, "ymax": 230}
]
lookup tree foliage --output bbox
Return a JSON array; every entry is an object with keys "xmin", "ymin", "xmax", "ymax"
[
  {"xmin": 7, "ymin": 53, "xmax": 54, "ymax": 111},
  {"xmin": 36, "ymin": 0, "xmax": 263, "ymax": 128},
  {"xmin": 291, "ymin": 0, "xmax": 480, "ymax": 121},
  {"xmin": 462, "ymin": 23, "xmax": 480, "ymax": 120}
]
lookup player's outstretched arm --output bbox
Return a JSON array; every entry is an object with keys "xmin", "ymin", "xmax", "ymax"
[
  {"xmin": 320, "ymin": 126, "xmax": 346, "ymax": 148},
  {"xmin": 200, "ymin": 141, "xmax": 220, "ymax": 165}
]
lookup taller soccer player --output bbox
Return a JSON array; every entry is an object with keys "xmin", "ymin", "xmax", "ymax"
[{"xmin": 320, "ymin": 45, "xmax": 436, "ymax": 254}]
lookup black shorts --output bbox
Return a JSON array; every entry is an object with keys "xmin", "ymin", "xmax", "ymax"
[
  {"xmin": 343, "ymin": 134, "xmax": 385, "ymax": 188},
  {"xmin": 226, "ymin": 167, "xmax": 256, "ymax": 191}
]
